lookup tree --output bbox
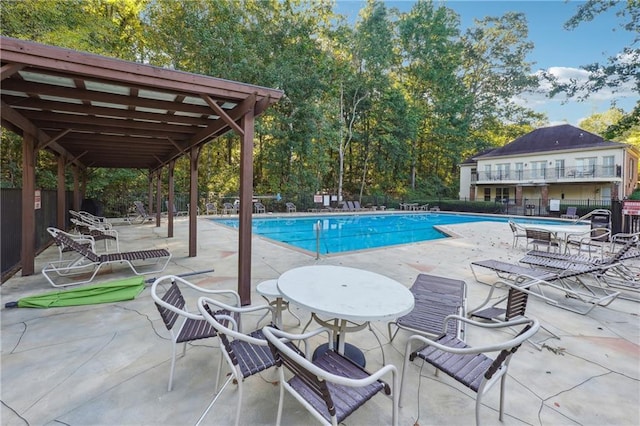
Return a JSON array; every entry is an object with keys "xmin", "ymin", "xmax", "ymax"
[{"xmin": 542, "ymin": 0, "xmax": 639, "ymax": 138}]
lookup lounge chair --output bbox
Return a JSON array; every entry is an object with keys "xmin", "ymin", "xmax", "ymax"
[
  {"xmin": 42, "ymin": 227, "xmax": 171, "ymax": 287},
  {"xmin": 400, "ymin": 316, "xmax": 540, "ymax": 426},
  {"xmin": 520, "ymin": 235, "xmax": 640, "ymax": 298},
  {"xmin": 346, "ymin": 200, "xmax": 356, "ymax": 211},
  {"xmin": 254, "ymin": 202, "xmax": 266, "ymax": 213},
  {"xmin": 165, "ymin": 200, "xmax": 187, "ymax": 216},
  {"xmin": 353, "ymin": 200, "xmax": 365, "ymax": 211},
  {"xmin": 470, "ymin": 259, "xmax": 620, "ymax": 315},
  {"xmin": 561, "ymin": 206, "xmax": 579, "ymax": 219},
  {"xmin": 130, "ymin": 201, "xmax": 154, "ymax": 223},
  {"xmin": 285, "ymin": 202, "xmax": 296, "ymax": 213},
  {"xmin": 388, "ymin": 274, "xmax": 467, "ymax": 342},
  {"xmin": 263, "ymin": 325, "xmax": 399, "ymax": 426},
  {"xmin": 70, "ymin": 218, "xmax": 120, "ymax": 252}
]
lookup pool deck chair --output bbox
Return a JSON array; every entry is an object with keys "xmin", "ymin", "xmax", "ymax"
[
  {"xmin": 388, "ymin": 274, "xmax": 467, "ymax": 342},
  {"xmin": 400, "ymin": 317, "xmax": 539, "ymax": 426},
  {"xmin": 130, "ymin": 201, "xmax": 154, "ymax": 223},
  {"xmin": 42, "ymin": 227, "xmax": 171, "ymax": 287},
  {"xmin": 470, "ymin": 259, "xmax": 620, "ymax": 315}
]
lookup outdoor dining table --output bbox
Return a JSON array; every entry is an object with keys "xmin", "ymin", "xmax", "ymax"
[{"xmin": 277, "ymin": 265, "xmax": 414, "ymax": 365}]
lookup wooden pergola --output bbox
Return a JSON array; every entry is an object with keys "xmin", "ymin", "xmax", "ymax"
[{"xmin": 0, "ymin": 37, "xmax": 283, "ymax": 304}]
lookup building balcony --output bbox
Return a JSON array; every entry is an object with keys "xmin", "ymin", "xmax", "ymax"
[{"xmin": 472, "ymin": 165, "xmax": 621, "ymax": 185}]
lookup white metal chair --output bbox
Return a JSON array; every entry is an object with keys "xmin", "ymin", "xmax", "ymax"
[
  {"xmin": 150, "ymin": 275, "xmax": 238, "ymax": 391},
  {"xmin": 508, "ymin": 220, "xmax": 526, "ymax": 248},
  {"xmin": 400, "ymin": 316, "xmax": 539, "ymax": 426},
  {"xmin": 263, "ymin": 325, "xmax": 399, "ymax": 426},
  {"xmin": 195, "ymin": 295, "xmax": 277, "ymax": 426}
]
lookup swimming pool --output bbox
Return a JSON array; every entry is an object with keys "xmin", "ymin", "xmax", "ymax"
[{"xmin": 212, "ymin": 212, "xmax": 570, "ymax": 255}]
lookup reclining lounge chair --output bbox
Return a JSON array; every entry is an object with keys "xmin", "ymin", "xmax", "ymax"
[
  {"xmin": 470, "ymin": 259, "xmax": 620, "ymax": 315},
  {"xmin": 43, "ymin": 227, "xmax": 171, "ymax": 287}
]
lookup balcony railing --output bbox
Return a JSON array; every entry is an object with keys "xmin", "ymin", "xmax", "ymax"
[{"xmin": 472, "ymin": 165, "xmax": 620, "ymax": 183}]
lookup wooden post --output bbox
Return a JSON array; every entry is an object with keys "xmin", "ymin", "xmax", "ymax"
[
  {"xmin": 156, "ymin": 169, "xmax": 162, "ymax": 227},
  {"xmin": 238, "ymin": 110, "xmax": 254, "ymax": 305},
  {"xmin": 147, "ymin": 172, "xmax": 154, "ymax": 217},
  {"xmin": 72, "ymin": 166, "xmax": 80, "ymax": 211},
  {"xmin": 189, "ymin": 147, "xmax": 200, "ymax": 257},
  {"xmin": 21, "ymin": 133, "xmax": 36, "ymax": 276},
  {"xmin": 168, "ymin": 160, "xmax": 175, "ymax": 238},
  {"xmin": 57, "ymin": 155, "xmax": 66, "ymax": 229}
]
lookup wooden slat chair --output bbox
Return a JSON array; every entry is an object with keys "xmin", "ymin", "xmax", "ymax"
[
  {"xmin": 150, "ymin": 275, "xmax": 237, "ymax": 392},
  {"xmin": 400, "ymin": 316, "xmax": 539, "ymax": 426},
  {"xmin": 388, "ymin": 274, "xmax": 467, "ymax": 342},
  {"xmin": 42, "ymin": 227, "xmax": 171, "ymax": 287},
  {"xmin": 263, "ymin": 326, "xmax": 399, "ymax": 426},
  {"xmin": 468, "ymin": 284, "xmax": 560, "ymax": 349},
  {"xmin": 196, "ymin": 295, "xmax": 281, "ymax": 426},
  {"xmin": 525, "ymin": 228, "xmax": 560, "ymax": 252}
]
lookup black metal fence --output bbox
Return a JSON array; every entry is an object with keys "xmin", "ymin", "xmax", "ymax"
[
  {"xmin": 1, "ymin": 188, "xmax": 73, "ymax": 282},
  {"xmin": 1, "ymin": 187, "xmax": 629, "ymax": 282}
]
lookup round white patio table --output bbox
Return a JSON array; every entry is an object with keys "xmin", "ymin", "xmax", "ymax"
[{"xmin": 277, "ymin": 265, "xmax": 414, "ymax": 361}]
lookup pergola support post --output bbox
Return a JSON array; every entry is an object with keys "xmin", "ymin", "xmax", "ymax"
[
  {"xmin": 167, "ymin": 160, "xmax": 175, "ymax": 238},
  {"xmin": 189, "ymin": 147, "xmax": 201, "ymax": 257},
  {"xmin": 57, "ymin": 155, "xmax": 66, "ymax": 229},
  {"xmin": 156, "ymin": 169, "xmax": 162, "ymax": 228},
  {"xmin": 21, "ymin": 133, "xmax": 36, "ymax": 276},
  {"xmin": 72, "ymin": 166, "xmax": 80, "ymax": 211},
  {"xmin": 238, "ymin": 110, "xmax": 254, "ymax": 305}
]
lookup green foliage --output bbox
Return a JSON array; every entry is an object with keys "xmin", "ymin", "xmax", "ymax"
[{"xmin": 2, "ymin": 0, "xmax": 554, "ymax": 203}]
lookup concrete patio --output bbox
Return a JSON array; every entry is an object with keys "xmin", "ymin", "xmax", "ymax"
[{"xmin": 1, "ymin": 213, "xmax": 639, "ymax": 425}]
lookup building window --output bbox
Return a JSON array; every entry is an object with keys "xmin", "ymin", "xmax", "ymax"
[
  {"xmin": 496, "ymin": 163, "xmax": 510, "ymax": 180},
  {"xmin": 603, "ymin": 156, "xmax": 614, "ymax": 176},
  {"xmin": 484, "ymin": 188, "xmax": 491, "ymax": 201},
  {"xmin": 515, "ymin": 162, "xmax": 523, "ymax": 179},
  {"xmin": 484, "ymin": 165, "xmax": 492, "ymax": 180},
  {"xmin": 576, "ymin": 157, "xmax": 596, "ymax": 176},
  {"xmin": 530, "ymin": 161, "xmax": 546, "ymax": 179},
  {"xmin": 495, "ymin": 187, "xmax": 510, "ymax": 202},
  {"xmin": 555, "ymin": 159, "xmax": 565, "ymax": 178}
]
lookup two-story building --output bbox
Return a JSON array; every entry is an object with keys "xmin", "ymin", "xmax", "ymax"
[{"xmin": 459, "ymin": 124, "xmax": 639, "ymax": 208}]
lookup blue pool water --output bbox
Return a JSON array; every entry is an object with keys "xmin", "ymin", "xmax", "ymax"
[{"xmin": 212, "ymin": 212, "xmax": 570, "ymax": 255}]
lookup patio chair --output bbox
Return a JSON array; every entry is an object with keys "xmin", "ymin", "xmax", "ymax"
[
  {"xmin": 222, "ymin": 202, "xmax": 237, "ymax": 215},
  {"xmin": 165, "ymin": 200, "xmax": 187, "ymax": 216},
  {"xmin": 285, "ymin": 202, "xmax": 296, "ymax": 213},
  {"xmin": 564, "ymin": 227, "xmax": 611, "ymax": 257},
  {"xmin": 254, "ymin": 202, "xmax": 266, "ymax": 213},
  {"xmin": 130, "ymin": 201, "xmax": 154, "ymax": 223},
  {"xmin": 205, "ymin": 202, "xmax": 218, "ymax": 215},
  {"xmin": 400, "ymin": 316, "xmax": 539, "ymax": 426},
  {"xmin": 560, "ymin": 206, "xmax": 579, "ymax": 219},
  {"xmin": 42, "ymin": 227, "xmax": 171, "ymax": 287},
  {"xmin": 388, "ymin": 274, "xmax": 467, "ymax": 342},
  {"xmin": 49, "ymin": 227, "xmax": 96, "ymax": 263},
  {"xmin": 508, "ymin": 220, "xmax": 526, "ymax": 248},
  {"xmin": 468, "ymin": 281, "xmax": 560, "ymax": 349},
  {"xmin": 263, "ymin": 325, "xmax": 399, "ymax": 426},
  {"xmin": 470, "ymin": 259, "xmax": 620, "ymax": 315},
  {"xmin": 70, "ymin": 218, "xmax": 120, "ymax": 252},
  {"xmin": 151, "ymin": 275, "xmax": 237, "ymax": 392},
  {"xmin": 195, "ymin": 295, "xmax": 279, "ymax": 426},
  {"xmin": 520, "ymin": 235, "xmax": 640, "ymax": 298},
  {"xmin": 525, "ymin": 228, "xmax": 560, "ymax": 252}
]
